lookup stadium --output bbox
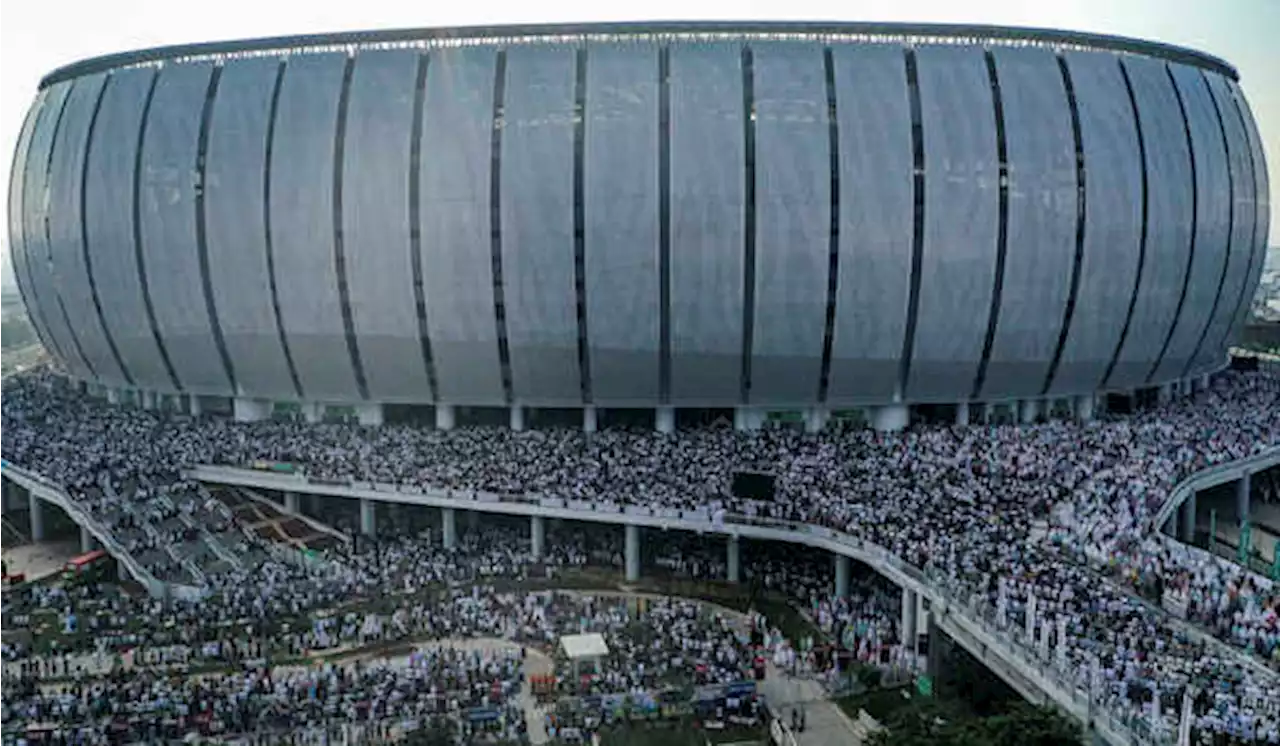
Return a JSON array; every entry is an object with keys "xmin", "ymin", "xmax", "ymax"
[
  {"xmin": 8, "ymin": 21, "xmax": 1270, "ymax": 431},
  {"xmin": 2, "ymin": 21, "xmax": 1279, "ymax": 746}
]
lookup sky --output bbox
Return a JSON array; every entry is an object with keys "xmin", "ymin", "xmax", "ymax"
[{"xmin": 1, "ymin": 0, "xmax": 1276, "ymax": 291}]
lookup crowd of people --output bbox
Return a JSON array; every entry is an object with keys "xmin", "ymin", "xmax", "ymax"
[{"xmin": 2, "ymin": 368, "xmax": 1280, "ymax": 743}]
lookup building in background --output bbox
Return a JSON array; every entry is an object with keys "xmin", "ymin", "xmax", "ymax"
[{"xmin": 7, "ymin": 22, "xmax": 1270, "ymax": 429}]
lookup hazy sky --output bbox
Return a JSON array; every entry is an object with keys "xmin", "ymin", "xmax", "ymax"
[{"xmin": 1, "ymin": 0, "xmax": 1276, "ymax": 289}]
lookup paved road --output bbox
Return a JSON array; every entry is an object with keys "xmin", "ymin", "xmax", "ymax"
[{"xmin": 760, "ymin": 665, "xmax": 863, "ymax": 746}]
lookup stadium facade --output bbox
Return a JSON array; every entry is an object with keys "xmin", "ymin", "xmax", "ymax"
[{"xmin": 7, "ymin": 22, "xmax": 1270, "ymax": 430}]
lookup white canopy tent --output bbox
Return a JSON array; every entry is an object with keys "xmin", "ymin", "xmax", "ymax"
[{"xmin": 560, "ymin": 632, "xmax": 609, "ymax": 676}]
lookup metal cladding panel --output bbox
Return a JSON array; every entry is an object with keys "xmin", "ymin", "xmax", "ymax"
[
  {"xmin": 269, "ymin": 53, "xmax": 361, "ymax": 401},
  {"xmin": 1106, "ymin": 57, "xmax": 1193, "ymax": 389},
  {"xmin": 1049, "ymin": 52, "xmax": 1143, "ymax": 395},
  {"xmin": 500, "ymin": 46, "xmax": 581, "ymax": 405},
  {"xmin": 1191, "ymin": 74, "xmax": 1254, "ymax": 374},
  {"xmin": 668, "ymin": 42, "xmax": 745, "ymax": 405},
  {"xmin": 418, "ymin": 47, "xmax": 504, "ymax": 405},
  {"xmin": 139, "ymin": 63, "xmax": 229, "ymax": 394},
  {"xmin": 47, "ymin": 74, "xmax": 127, "ymax": 384},
  {"xmin": 22, "ymin": 81, "xmax": 86, "ymax": 377},
  {"xmin": 583, "ymin": 44, "xmax": 660, "ymax": 405},
  {"xmin": 908, "ymin": 46, "xmax": 999, "ymax": 402},
  {"xmin": 749, "ymin": 43, "xmax": 829, "ymax": 405},
  {"xmin": 979, "ymin": 48, "xmax": 1076, "ymax": 399},
  {"xmin": 205, "ymin": 57, "xmax": 297, "ymax": 400},
  {"xmin": 83, "ymin": 68, "xmax": 172, "ymax": 391},
  {"xmin": 1227, "ymin": 80, "xmax": 1269, "ymax": 343},
  {"xmin": 343, "ymin": 50, "xmax": 433, "ymax": 403},
  {"xmin": 827, "ymin": 44, "xmax": 912, "ymax": 404},
  {"xmin": 1151, "ymin": 64, "xmax": 1230, "ymax": 382},
  {"xmin": 10, "ymin": 91, "xmax": 56, "ymax": 369}
]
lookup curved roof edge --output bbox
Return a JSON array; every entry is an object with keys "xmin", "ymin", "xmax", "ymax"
[{"xmin": 39, "ymin": 20, "xmax": 1237, "ymax": 89}]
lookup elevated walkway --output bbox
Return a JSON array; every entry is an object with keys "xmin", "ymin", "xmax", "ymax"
[{"xmin": 191, "ymin": 461, "xmax": 1263, "ymax": 746}]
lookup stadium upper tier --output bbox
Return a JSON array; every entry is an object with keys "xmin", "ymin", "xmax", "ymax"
[{"xmin": 8, "ymin": 21, "xmax": 1270, "ymax": 410}]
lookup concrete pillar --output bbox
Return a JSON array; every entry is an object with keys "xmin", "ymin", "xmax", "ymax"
[
  {"xmin": 107, "ymin": 388, "xmax": 121, "ymax": 405},
  {"xmin": 303, "ymin": 404, "xmax": 322, "ymax": 424},
  {"xmin": 733, "ymin": 407, "xmax": 755, "ymax": 432},
  {"xmin": 955, "ymin": 402, "xmax": 970, "ymax": 426},
  {"xmin": 625, "ymin": 524, "xmax": 641, "ymax": 582},
  {"xmin": 901, "ymin": 588, "xmax": 918, "ymax": 650},
  {"xmin": 79, "ymin": 524, "xmax": 95, "ymax": 554},
  {"xmin": 655, "ymin": 406, "xmax": 675, "ymax": 434},
  {"xmin": 435, "ymin": 405, "xmax": 456, "ymax": 431},
  {"xmin": 360, "ymin": 499, "xmax": 376, "ymax": 537},
  {"xmin": 233, "ymin": 397, "xmax": 268, "ymax": 422},
  {"xmin": 834, "ymin": 554, "xmax": 850, "ymax": 598},
  {"xmin": 1019, "ymin": 399, "xmax": 1040, "ymax": 424},
  {"xmin": 283, "ymin": 491, "xmax": 299, "ymax": 513},
  {"xmin": 583, "ymin": 406, "xmax": 598, "ymax": 433},
  {"xmin": 29, "ymin": 490, "xmax": 44, "ymax": 543},
  {"xmin": 1074, "ymin": 394, "xmax": 1095, "ymax": 423},
  {"xmin": 1180, "ymin": 493, "xmax": 1198, "ymax": 544},
  {"xmin": 442, "ymin": 508, "xmax": 457, "ymax": 549},
  {"xmin": 356, "ymin": 403, "xmax": 383, "ymax": 427},
  {"xmin": 726, "ymin": 535, "xmax": 741, "ymax": 583},
  {"xmin": 189, "ymin": 395, "xmax": 202, "ymax": 417},
  {"xmin": 1237, "ymin": 473, "xmax": 1251, "ymax": 523},
  {"xmin": 531, "ymin": 516, "xmax": 545, "ymax": 559},
  {"xmin": 1200, "ymin": 373, "xmax": 1210, "ymax": 391},
  {"xmin": 871, "ymin": 404, "xmax": 908, "ymax": 433},
  {"xmin": 804, "ymin": 408, "xmax": 825, "ymax": 434},
  {"xmin": 510, "ymin": 405, "xmax": 525, "ymax": 432}
]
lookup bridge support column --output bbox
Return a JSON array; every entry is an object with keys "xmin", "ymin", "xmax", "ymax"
[
  {"xmin": 531, "ymin": 516, "xmax": 545, "ymax": 559},
  {"xmin": 1019, "ymin": 399, "xmax": 1040, "ymax": 424},
  {"xmin": 901, "ymin": 588, "xmax": 918, "ymax": 652},
  {"xmin": 1180, "ymin": 493, "xmax": 1198, "ymax": 544},
  {"xmin": 510, "ymin": 405, "xmax": 525, "ymax": 432},
  {"xmin": 360, "ymin": 499, "xmax": 376, "ymax": 537},
  {"xmin": 834, "ymin": 554, "xmax": 850, "ymax": 598},
  {"xmin": 435, "ymin": 405, "xmax": 455, "ymax": 431},
  {"xmin": 726, "ymin": 535, "xmax": 740, "ymax": 583},
  {"xmin": 283, "ymin": 491, "xmax": 299, "ymax": 514},
  {"xmin": 1074, "ymin": 394, "xmax": 1094, "ymax": 423},
  {"xmin": 583, "ymin": 406, "xmax": 598, "ymax": 433},
  {"xmin": 955, "ymin": 402, "xmax": 970, "ymax": 426},
  {"xmin": 29, "ymin": 490, "xmax": 44, "ymax": 543},
  {"xmin": 625, "ymin": 525, "xmax": 641, "ymax": 582},
  {"xmin": 79, "ymin": 524, "xmax": 95, "ymax": 554},
  {"xmin": 1237, "ymin": 473, "xmax": 1251, "ymax": 523},
  {"xmin": 655, "ymin": 406, "xmax": 674, "ymax": 434},
  {"xmin": 926, "ymin": 615, "xmax": 945, "ymax": 680},
  {"xmin": 107, "ymin": 388, "xmax": 121, "ymax": 405},
  {"xmin": 442, "ymin": 508, "xmax": 457, "ymax": 549},
  {"xmin": 189, "ymin": 395, "xmax": 202, "ymax": 417},
  {"xmin": 872, "ymin": 405, "xmax": 908, "ymax": 433}
]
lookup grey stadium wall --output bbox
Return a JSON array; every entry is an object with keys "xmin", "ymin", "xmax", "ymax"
[{"xmin": 8, "ymin": 22, "xmax": 1270, "ymax": 408}]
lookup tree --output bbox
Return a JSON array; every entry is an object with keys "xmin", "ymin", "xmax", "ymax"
[{"xmin": 867, "ymin": 699, "xmax": 1081, "ymax": 746}]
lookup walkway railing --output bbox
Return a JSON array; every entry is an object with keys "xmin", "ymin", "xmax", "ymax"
[{"xmin": 1148, "ymin": 446, "xmax": 1280, "ymax": 532}]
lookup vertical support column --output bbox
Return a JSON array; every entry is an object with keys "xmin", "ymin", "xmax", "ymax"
[
  {"xmin": 1019, "ymin": 399, "xmax": 1040, "ymax": 424},
  {"xmin": 834, "ymin": 554, "xmax": 850, "ymax": 598},
  {"xmin": 655, "ymin": 406, "xmax": 674, "ymax": 434},
  {"xmin": 188, "ymin": 395, "xmax": 202, "ymax": 416},
  {"xmin": 356, "ymin": 403, "xmax": 383, "ymax": 426},
  {"xmin": 283, "ymin": 491, "xmax": 299, "ymax": 514},
  {"xmin": 1180, "ymin": 492, "xmax": 1198, "ymax": 544},
  {"xmin": 872, "ymin": 404, "xmax": 908, "ymax": 433},
  {"xmin": 531, "ymin": 515, "xmax": 546, "ymax": 559},
  {"xmin": 1200, "ymin": 373, "xmax": 1210, "ymax": 391},
  {"xmin": 726, "ymin": 535, "xmax": 740, "ymax": 583},
  {"xmin": 303, "ymin": 403, "xmax": 322, "ymax": 424},
  {"xmin": 107, "ymin": 388, "xmax": 121, "ymax": 405},
  {"xmin": 442, "ymin": 508, "xmax": 457, "ymax": 549},
  {"xmin": 360, "ymin": 499, "xmax": 375, "ymax": 537},
  {"xmin": 955, "ymin": 402, "xmax": 970, "ymax": 426},
  {"xmin": 435, "ymin": 404, "xmax": 456, "ymax": 431},
  {"xmin": 1074, "ymin": 394, "xmax": 1094, "ymax": 422},
  {"xmin": 901, "ymin": 588, "xmax": 918, "ymax": 652},
  {"xmin": 80, "ymin": 525, "xmax": 95, "ymax": 554},
  {"xmin": 804, "ymin": 408, "xmax": 825, "ymax": 434},
  {"xmin": 583, "ymin": 406, "xmax": 598, "ymax": 433},
  {"xmin": 29, "ymin": 490, "xmax": 45, "ymax": 543},
  {"xmin": 510, "ymin": 405, "xmax": 525, "ymax": 432},
  {"xmin": 1237, "ymin": 473, "xmax": 1251, "ymax": 523},
  {"xmin": 625, "ymin": 524, "xmax": 641, "ymax": 582}
]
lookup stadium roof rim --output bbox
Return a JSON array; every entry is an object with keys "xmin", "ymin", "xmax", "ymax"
[{"xmin": 38, "ymin": 20, "xmax": 1237, "ymax": 89}]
